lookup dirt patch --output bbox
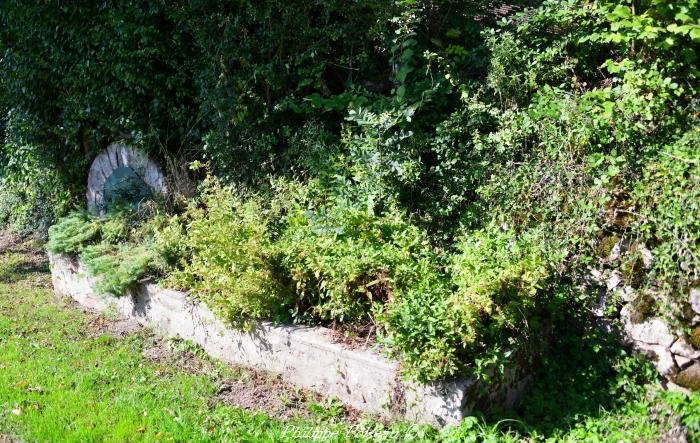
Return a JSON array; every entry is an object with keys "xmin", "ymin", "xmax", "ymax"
[
  {"xmin": 325, "ymin": 321, "xmax": 378, "ymax": 350},
  {"xmin": 0, "ymin": 231, "xmax": 21, "ymax": 253},
  {"xmin": 139, "ymin": 335, "xmax": 365, "ymax": 422},
  {"xmin": 140, "ymin": 335, "xmax": 365, "ymax": 423},
  {"xmin": 213, "ymin": 371, "xmax": 362, "ymax": 423},
  {"xmin": 0, "ymin": 434, "xmax": 19, "ymax": 443},
  {"xmin": 86, "ymin": 315, "xmax": 143, "ymax": 337},
  {"xmin": 214, "ymin": 373, "xmax": 319, "ymax": 420},
  {"xmin": 141, "ymin": 337, "xmax": 221, "ymax": 376}
]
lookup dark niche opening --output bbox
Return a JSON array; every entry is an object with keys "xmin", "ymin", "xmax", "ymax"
[{"xmin": 102, "ymin": 166, "xmax": 153, "ymax": 213}]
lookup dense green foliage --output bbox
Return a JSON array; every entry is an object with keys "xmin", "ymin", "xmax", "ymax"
[
  {"xmin": 156, "ymin": 176, "xmax": 289, "ymax": 327},
  {"xmin": 3, "ymin": 241, "xmax": 700, "ymax": 441},
  {"xmin": 39, "ymin": 0, "xmax": 700, "ymax": 379},
  {"xmin": 47, "ymin": 210, "xmax": 157, "ymax": 295},
  {"xmin": 10, "ymin": 0, "xmax": 700, "ymax": 382}
]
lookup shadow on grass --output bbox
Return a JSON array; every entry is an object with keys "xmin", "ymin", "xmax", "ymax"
[
  {"xmin": 483, "ymin": 309, "xmax": 657, "ymax": 439},
  {"xmin": 0, "ymin": 247, "xmax": 50, "ymax": 283}
]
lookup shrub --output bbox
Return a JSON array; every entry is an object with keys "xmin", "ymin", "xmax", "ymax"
[
  {"xmin": 450, "ymin": 226, "xmax": 552, "ymax": 335},
  {"xmin": 380, "ymin": 226, "xmax": 555, "ymax": 382},
  {"xmin": 276, "ymin": 203, "xmax": 437, "ymax": 323},
  {"xmin": 46, "ymin": 209, "xmax": 162, "ymax": 295},
  {"xmin": 158, "ymin": 176, "xmax": 289, "ymax": 328},
  {"xmin": 33, "ymin": 0, "xmax": 700, "ymax": 385},
  {"xmin": 449, "ymin": 226, "xmax": 554, "ymax": 359},
  {"xmin": 81, "ymin": 243, "xmax": 155, "ymax": 296},
  {"xmin": 45, "ymin": 212, "xmax": 100, "ymax": 254},
  {"xmin": 628, "ymin": 128, "xmax": 700, "ymax": 320},
  {"xmin": 380, "ymin": 274, "xmax": 459, "ymax": 381}
]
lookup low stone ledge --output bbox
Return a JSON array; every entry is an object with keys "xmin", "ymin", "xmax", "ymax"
[{"xmin": 49, "ymin": 252, "xmax": 530, "ymax": 427}]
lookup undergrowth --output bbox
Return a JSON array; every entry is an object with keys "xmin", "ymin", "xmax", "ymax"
[
  {"xmin": 44, "ymin": 0, "xmax": 700, "ymax": 385},
  {"xmin": 3, "ymin": 239, "xmax": 700, "ymax": 442}
]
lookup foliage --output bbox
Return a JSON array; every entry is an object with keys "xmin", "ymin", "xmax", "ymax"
[
  {"xmin": 449, "ymin": 226, "xmax": 553, "ymax": 343},
  {"xmin": 4, "ymin": 240, "xmax": 700, "ymax": 443},
  {"xmin": 0, "ymin": 116, "xmax": 78, "ymax": 236},
  {"xmin": 46, "ymin": 210, "xmax": 157, "ymax": 295},
  {"xmin": 379, "ymin": 226, "xmax": 556, "ymax": 382},
  {"xmin": 277, "ymin": 204, "xmax": 437, "ymax": 323},
  {"xmin": 45, "ymin": 212, "xmax": 100, "ymax": 255},
  {"xmin": 157, "ymin": 176, "xmax": 289, "ymax": 328},
  {"xmin": 629, "ymin": 129, "xmax": 700, "ymax": 309},
  {"xmin": 20, "ymin": 0, "xmax": 700, "ymax": 383},
  {"xmin": 81, "ymin": 243, "xmax": 155, "ymax": 296}
]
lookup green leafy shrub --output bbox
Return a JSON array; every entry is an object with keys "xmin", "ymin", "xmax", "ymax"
[
  {"xmin": 632, "ymin": 130, "xmax": 700, "ymax": 294},
  {"xmin": 31, "ymin": 0, "xmax": 700, "ymax": 386},
  {"xmin": 277, "ymin": 204, "xmax": 437, "ymax": 323},
  {"xmin": 46, "ymin": 209, "xmax": 161, "ymax": 296},
  {"xmin": 0, "ymin": 139, "xmax": 77, "ymax": 237},
  {"xmin": 380, "ymin": 226, "xmax": 555, "ymax": 382},
  {"xmin": 158, "ymin": 176, "xmax": 289, "ymax": 328},
  {"xmin": 449, "ymin": 226, "xmax": 553, "ymax": 347},
  {"xmin": 380, "ymin": 275, "xmax": 458, "ymax": 381}
]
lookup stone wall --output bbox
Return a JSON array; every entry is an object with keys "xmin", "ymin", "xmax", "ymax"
[
  {"xmin": 49, "ymin": 252, "xmax": 532, "ymax": 427},
  {"xmin": 593, "ymin": 268, "xmax": 700, "ymax": 393}
]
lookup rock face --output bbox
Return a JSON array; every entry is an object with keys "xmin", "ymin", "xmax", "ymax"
[
  {"xmin": 674, "ymin": 362, "xmax": 700, "ymax": 392},
  {"xmin": 621, "ymin": 308, "xmax": 675, "ymax": 348},
  {"xmin": 613, "ymin": 287, "xmax": 700, "ymax": 392},
  {"xmin": 690, "ymin": 288, "xmax": 700, "ymax": 315},
  {"xmin": 87, "ymin": 143, "xmax": 164, "ymax": 216}
]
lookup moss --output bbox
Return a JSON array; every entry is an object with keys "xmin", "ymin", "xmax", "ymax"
[
  {"xmin": 594, "ymin": 235, "xmax": 619, "ymax": 259},
  {"xmin": 673, "ymin": 363, "xmax": 700, "ymax": 392},
  {"xmin": 620, "ymin": 252, "xmax": 645, "ymax": 288},
  {"xmin": 688, "ymin": 326, "xmax": 700, "ymax": 349},
  {"xmin": 628, "ymin": 291, "xmax": 658, "ymax": 324}
]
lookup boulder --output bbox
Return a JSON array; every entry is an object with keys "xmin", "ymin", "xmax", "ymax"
[
  {"xmin": 636, "ymin": 343, "xmax": 678, "ymax": 377},
  {"xmin": 621, "ymin": 307, "xmax": 675, "ymax": 347},
  {"xmin": 606, "ymin": 270, "xmax": 623, "ymax": 291},
  {"xmin": 637, "ymin": 243, "xmax": 654, "ymax": 269},
  {"xmin": 690, "ymin": 288, "xmax": 700, "ymax": 315},
  {"xmin": 673, "ymin": 362, "xmax": 700, "ymax": 391},
  {"xmin": 674, "ymin": 355, "xmax": 693, "ymax": 370},
  {"xmin": 670, "ymin": 337, "xmax": 700, "ymax": 360}
]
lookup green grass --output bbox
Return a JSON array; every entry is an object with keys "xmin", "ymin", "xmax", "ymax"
[
  {"xmin": 1, "ymin": 239, "xmax": 699, "ymax": 442},
  {"xmin": 0, "ymin": 242, "xmax": 440, "ymax": 442}
]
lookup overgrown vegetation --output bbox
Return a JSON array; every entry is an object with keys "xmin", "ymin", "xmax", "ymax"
[
  {"xmin": 2, "ymin": 238, "xmax": 700, "ymax": 441},
  {"xmin": 30, "ymin": 0, "xmax": 700, "ymax": 384}
]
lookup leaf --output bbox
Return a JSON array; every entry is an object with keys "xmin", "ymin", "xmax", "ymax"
[
  {"xmin": 610, "ymin": 5, "xmax": 632, "ymax": 19},
  {"xmin": 690, "ymin": 27, "xmax": 700, "ymax": 41},
  {"xmin": 396, "ymin": 85, "xmax": 406, "ymax": 99}
]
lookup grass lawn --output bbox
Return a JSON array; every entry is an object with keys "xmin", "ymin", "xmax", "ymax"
[{"xmin": 0, "ymin": 234, "xmax": 699, "ymax": 442}]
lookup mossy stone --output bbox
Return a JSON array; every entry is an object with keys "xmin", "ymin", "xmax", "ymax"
[
  {"xmin": 688, "ymin": 325, "xmax": 700, "ymax": 349},
  {"xmin": 673, "ymin": 362, "xmax": 700, "ymax": 391},
  {"xmin": 595, "ymin": 235, "xmax": 619, "ymax": 259},
  {"xmin": 628, "ymin": 291, "xmax": 658, "ymax": 324}
]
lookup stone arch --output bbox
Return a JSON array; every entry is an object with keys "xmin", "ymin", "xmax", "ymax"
[{"xmin": 87, "ymin": 143, "xmax": 165, "ymax": 216}]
